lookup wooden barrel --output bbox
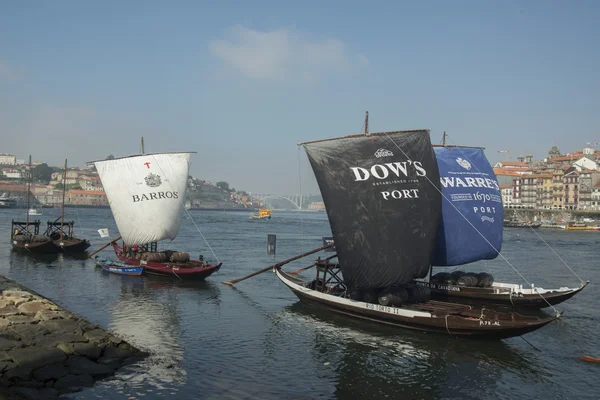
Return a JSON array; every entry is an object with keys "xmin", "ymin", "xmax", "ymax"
[
  {"xmin": 476, "ymin": 272, "xmax": 494, "ymax": 288},
  {"xmin": 431, "ymin": 272, "xmax": 452, "ymax": 283},
  {"xmin": 378, "ymin": 288, "xmax": 408, "ymax": 307},
  {"xmin": 349, "ymin": 289, "xmax": 362, "ymax": 301},
  {"xmin": 362, "ymin": 290, "xmax": 378, "ymax": 304},
  {"xmin": 450, "ymin": 270, "xmax": 465, "ymax": 283},
  {"xmin": 170, "ymin": 252, "xmax": 190, "ymax": 263},
  {"xmin": 457, "ymin": 273, "xmax": 478, "ymax": 287}
]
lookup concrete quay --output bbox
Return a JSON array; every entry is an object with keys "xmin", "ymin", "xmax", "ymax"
[{"xmin": 0, "ymin": 274, "xmax": 146, "ymax": 399}]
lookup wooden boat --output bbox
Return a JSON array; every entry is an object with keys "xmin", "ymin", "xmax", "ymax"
[
  {"xmin": 45, "ymin": 160, "xmax": 90, "ymax": 254},
  {"xmin": 275, "ymin": 117, "xmax": 559, "ymax": 338},
  {"xmin": 88, "ymin": 139, "xmax": 223, "ymax": 280},
  {"xmin": 10, "ymin": 155, "xmax": 58, "ymax": 254},
  {"xmin": 503, "ymin": 220, "xmax": 541, "ymax": 229},
  {"xmin": 250, "ymin": 208, "xmax": 272, "ymax": 220},
  {"xmin": 94, "ymin": 256, "xmax": 144, "ymax": 276},
  {"xmin": 423, "ymin": 138, "xmax": 587, "ymax": 308},
  {"xmin": 112, "ymin": 243, "xmax": 221, "ymax": 279},
  {"xmin": 27, "ymin": 209, "xmax": 42, "ymax": 216}
]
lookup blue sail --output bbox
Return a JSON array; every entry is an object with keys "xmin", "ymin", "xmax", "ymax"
[{"xmin": 432, "ymin": 146, "xmax": 504, "ymax": 266}]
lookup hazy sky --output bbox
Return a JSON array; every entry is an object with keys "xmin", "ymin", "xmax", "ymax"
[{"xmin": 1, "ymin": 1, "xmax": 598, "ymax": 194}]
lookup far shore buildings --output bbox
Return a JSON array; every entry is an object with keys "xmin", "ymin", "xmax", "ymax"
[{"xmin": 494, "ymin": 143, "xmax": 600, "ymax": 210}]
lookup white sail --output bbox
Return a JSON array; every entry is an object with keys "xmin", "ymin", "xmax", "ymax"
[{"xmin": 93, "ymin": 152, "xmax": 192, "ymax": 246}]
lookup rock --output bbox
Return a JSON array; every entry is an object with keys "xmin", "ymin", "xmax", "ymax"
[
  {"xmin": 0, "ymin": 331, "xmax": 20, "ymax": 341},
  {"xmin": 34, "ymin": 310, "xmax": 66, "ymax": 321},
  {"xmin": 0, "ymin": 300, "xmax": 13, "ymax": 308},
  {"xmin": 1, "ymin": 365, "xmax": 32, "ymax": 383},
  {"xmin": 32, "ymin": 363, "xmax": 69, "ymax": 381},
  {"xmin": 107, "ymin": 334, "xmax": 122, "ymax": 345},
  {"xmin": 101, "ymin": 346, "xmax": 133, "ymax": 362},
  {"xmin": 66, "ymin": 356, "xmax": 115, "ymax": 377},
  {"xmin": 12, "ymin": 380, "xmax": 45, "ymax": 388},
  {"xmin": 35, "ymin": 334, "xmax": 87, "ymax": 348},
  {"xmin": 0, "ymin": 320, "xmax": 10, "ymax": 331},
  {"xmin": 37, "ymin": 320, "xmax": 80, "ymax": 336},
  {"xmin": 17, "ymin": 301, "xmax": 53, "ymax": 317},
  {"xmin": 53, "ymin": 374, "xmax": 94, "ymax": 391},
  {"xmin": 0, "ymin": 338, "xmax": 22, "ymax": 351},
  {"xmin": 83, "ymin": 329, "xmax": 106, "ymax": 344},
  {"xmin": 77, "ymin": 321, "xmax": 96, "ymax": 334},
  {"xmin": 8, "ymin": 347, "xmax": 66, "ymax": 370},
  {"xmin": 9, "ymin": 323, "xmax": 50, "ymax": 343},
  {"xmin": 13, "ymin": 387, "xmax": 59, "ymax": 400},
  {"xmin": 0, "ymin": 306, "xmax": 20, "ymax": 317},
  {"xmin": 61, "ymin": 343, "xmax": 102, "ymax": 360},
  {"xmin": 5, "ymin": 315, "xmax": 36, "ymax": 325},
  {"xmin": 0, "ymin": 352, "xmax": 10, "ymax": 361},
  {"xmin": 0, "ymin": 361, "xmax": 15, "ymax": 372}
]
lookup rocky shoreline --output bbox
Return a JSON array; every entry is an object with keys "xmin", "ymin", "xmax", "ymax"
[{"xmin": 0, "ymin": 274, "xmax": 146, "ymax": 399}]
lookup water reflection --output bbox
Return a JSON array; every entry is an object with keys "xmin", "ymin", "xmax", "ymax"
[{"xmin": 276, "ymin": 302, "xmax": 550, "ymax": 400}]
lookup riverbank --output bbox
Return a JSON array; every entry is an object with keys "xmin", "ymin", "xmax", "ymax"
[{"xmin": 0, "ymin": 274, "xmax": 146, "ymax": 399}]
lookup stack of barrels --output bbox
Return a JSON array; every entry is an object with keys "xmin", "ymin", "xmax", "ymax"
[
  {"xmin": 431, "ymin": 271, "xmax": 494, "ymax": 287},
  {"xmin": 350, "ymin": 284, "xmax": 432, "ymax": 306}
]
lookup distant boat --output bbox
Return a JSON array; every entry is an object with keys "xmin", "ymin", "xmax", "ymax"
[
  {"xmin": 88, "ymin": 138, "xmax": 222, "ymax": 280},
  {"xmin": 564, "ymin": 222, "xmax": 600, "ymax": 231},
  {"xmin": 250, "ymin": 208, "xmax": 272, "ymax": 220},
  {"xmin": 11, "ymin": 155, "xmax": 58, "ymax": 254},
  {"xmin": 503, "ymin": 220, "xmax": 541, "ymax": 229},
  {"xmin": 44, "ymin": 159, "xmax": 91, "ymax": 254},
  {"xmin": 28, "ymin": 209, "xmax": 42, "ymax": 216},
  {"xmin": 0, "ymin": 193, "xmax": 18, "ymax": 208}
]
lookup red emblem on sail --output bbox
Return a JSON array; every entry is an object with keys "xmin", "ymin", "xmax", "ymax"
[{"xmin": 144, "ymin": 162, "xmax": 151, "ymax": 169}]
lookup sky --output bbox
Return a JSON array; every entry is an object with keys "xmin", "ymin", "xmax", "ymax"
[{"xmin": 1, "ymin": 1, "xmax": 598, "ymax": 195}]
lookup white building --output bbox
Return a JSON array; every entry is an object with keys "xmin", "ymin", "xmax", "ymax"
[
  {"xmin": 0, "ymin": 154, "xmax": 17, "ymax": 165},
  {"xmin": 573, "ymin": 156, "xmax": 598, "ymax": 172}
]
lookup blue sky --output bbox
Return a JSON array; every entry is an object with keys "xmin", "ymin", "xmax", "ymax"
[{"xmin": 1, "ymin": 1, "xmax": 598, "ymax": 194}]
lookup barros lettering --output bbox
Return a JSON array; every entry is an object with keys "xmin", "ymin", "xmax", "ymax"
[
  {"xmin": 132, "ymin": 191, "xmax": 179, "ymax": 203},
  {"xmin": 350, "ymin": 161, "xmax": 427, "ymax": 181},
  {"xmin": 440, "ymin": 176, "xmax": 500, "ymax": 191}
]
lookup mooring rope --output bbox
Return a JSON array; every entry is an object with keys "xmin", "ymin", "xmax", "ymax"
[
  {"xmin": 151, "ymin": 155, "xmax": 219, "ymax": 263},
  {"xmin": 384, "ymin": 133, "xmax": 561, "ymax": 315}
]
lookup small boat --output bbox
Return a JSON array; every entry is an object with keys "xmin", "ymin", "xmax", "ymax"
[
  {"xmin": 419, "ymin": 137, "xmax": 587, "ymax": 308},
  {"xmin": 45, "ymin": 159, "xmax": 91, "ymax": 254},
  {"xmin": 564, "ymin": 222, "xmax": 600, "ymax": 231},
  {"xmin": 0, "ymin": 193, "xmax": 18, "ymax": 208},
  {"xmin": 94, "ymin": 256, "xmax": 143, "ymax": 276},
  {"xmin": 250, "ymin": 208, "xmax": 272, "ymax": 220},
  {"xmin": 88, "ymin": 138, "xmax": 223, "ymax": 280},
  {"xmin": 503, "ymin": 220, "xmax": 541, "ymax": 229},
  {"xmin": 28, "ymin": 209, "xmax": 42, "ymax": 216},
  {"xmin": 274, "ymin": 116, "xmax": 558, "ymax": 338},
  {"xmin": 10, "ymin": 155, "xmax": 57, "ymax": 254}
]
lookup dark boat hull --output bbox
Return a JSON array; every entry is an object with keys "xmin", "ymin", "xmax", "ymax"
[
  {"xmin": 112, "ymin": 244, "xmax": 221, "ymax": 280},
  {"xmin": 275, "ymin": 269, "xmax": 558, "ymax": 339},
  {"xmin": 54, "ymin": 238, "xmax": 91, "ymax": 254},
  {"xmin": 11, "ymin": 238, "xmax": 58, "ymax": 254},
  {"xmin": 418, "ymin": 280, "xmax": 588, "ymax": 308}
]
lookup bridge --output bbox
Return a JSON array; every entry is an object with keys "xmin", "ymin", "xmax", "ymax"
[{"xmin": 250, "ymin": 193, "xmax": 306, "ymax": 210}]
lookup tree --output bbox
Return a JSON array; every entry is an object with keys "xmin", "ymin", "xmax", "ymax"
[
  {"xmin": 54, "ymin": 183, "xmax": 64, "ymax": 190},
  {"xmin": 31, "ymin": 163, "xmax": 53, "ymax": 183},
  {"xmin": 106, "ymin": 155, "xmax": 115, "ymax": 160},
  {"xmin": 216, "ymin": 181, "xmax": 229, "ymax": 191}
]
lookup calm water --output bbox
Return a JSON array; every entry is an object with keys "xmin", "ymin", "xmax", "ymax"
[{"xmin": 1, "ymin": 208, "xmax": 598, "ymax": 400}]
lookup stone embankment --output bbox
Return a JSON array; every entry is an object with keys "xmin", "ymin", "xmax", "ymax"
[{"xmin": 0, "ymin": 274, "xmax": 146, "ymax": 399}]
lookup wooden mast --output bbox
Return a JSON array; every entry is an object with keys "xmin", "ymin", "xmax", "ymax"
[
  {"xmin": 442, "ymin": 131, "xmax": 446, "ymax": 146},
  {"xmin": 141, "ymin": 137, "xmax": 145, "ymax": 155},
  {"xmin": 364, "ymin": 111, "xmax": 369, "ymax": 134},
  {"xmin": 25, "ymin": 155, "xmax": 31, "ymax": 230},
  {"xmin": 60, "ymin": 159, "xmax": 67, "ymax": 241}
]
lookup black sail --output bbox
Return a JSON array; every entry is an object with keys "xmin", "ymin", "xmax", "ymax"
[{"xmin": 303, "ymin": 130, "xmax": 442, "ymax": 290}]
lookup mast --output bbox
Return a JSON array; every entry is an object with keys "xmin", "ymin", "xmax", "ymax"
[
  {"xmin": 60, "ymin": 159, "xmax": 67, "ymax": 240},
  {"xmin": 141, "ymin": 137, "xmax": 145, "ymax": 155},
  {"xmin": 26, "ymin": 155, "xmax": 31, "ymax": 230},
  {"xmin": 364, "ymin": 111, "xmax": 369, "ymax": 135},
  {"xmin": 442, "ymin": 131, "xmax": 446, "ymax": 146}
]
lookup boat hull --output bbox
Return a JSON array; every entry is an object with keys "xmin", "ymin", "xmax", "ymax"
[
  {"xmin": 95, "ymin": 258, "xmax": 143, "ymax": 276},
  {"xmin": 275, "ymin": 268, "xmax": 558, "ymax": 339},
  {"xmin": 11, "ymin": 238, "xmax": 58, "ymax": 254},
  {"xmin": 418, "ymin": 280, "xmax": 588, "ymax": 308},
  {"xmin": 54, "ymin": 238, "xmax": 91, "ymax": 254},
  {"xmin": 112, "ymin": 244, "xmax": 221, "ymax": 280}
]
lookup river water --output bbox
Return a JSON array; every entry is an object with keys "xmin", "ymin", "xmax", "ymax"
[{"xmin": 1, "ymin": 208, "xmax": 598, "ymax": 399}]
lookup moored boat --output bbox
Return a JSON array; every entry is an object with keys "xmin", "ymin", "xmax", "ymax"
[
  {"xmin": 94, "ymin": 256, "xmax": 144, "ymax": 276},
  {"xmin": 270, "ymin": 117, "xmax": 559, "ymax": 338},
  {"xmin": 503, "ymin": 220, "xmax": 541, "ymax": 229},
  {"xmin": 250, "ymin": 208, "xmax": 272, "ymax": 220},
  {"xmin": 88, "ymin": 139, "xmax": 223, "ymax": 280}
]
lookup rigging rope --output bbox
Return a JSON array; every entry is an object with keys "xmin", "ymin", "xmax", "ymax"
[
  {"xmin": 297, "ymin": 147, "xmax": 304, "ymax": 254},
  {"xmin": 151, "ymin": 155, "xmax": 219, "ymax": 263},
  {"xmin": 384, "ymin": 133, "xmax": 561, "ymax": 315}
]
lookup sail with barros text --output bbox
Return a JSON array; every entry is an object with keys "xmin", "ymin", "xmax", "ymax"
[
  {"xmin": 432, "ymin": 146, "xmax": 503, "ymax": 266},
  {"xmin": 92, "ymin": 153, "xmax": 192, "ymax": 246},
  {"xmin": 303, "ymin": 130, "xmax": 442, "ymax": 290}
]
